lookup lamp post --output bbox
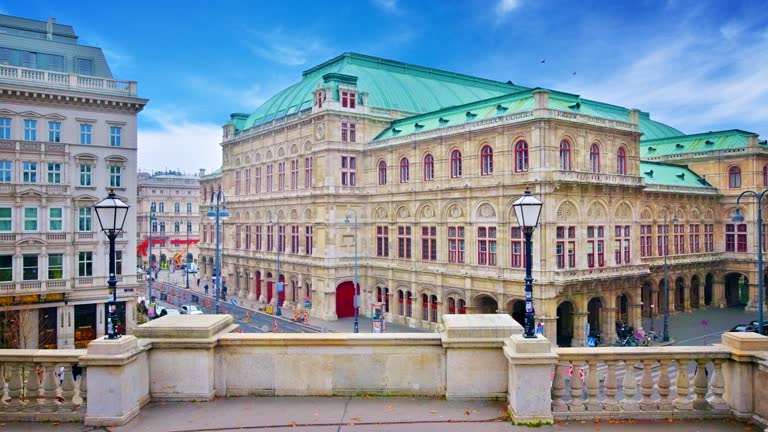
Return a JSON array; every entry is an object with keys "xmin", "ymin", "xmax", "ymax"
[
  {"xmin": 147, "ymin": 211, "xmax": 156, "ymax": 312},
  {"xmin": 207, "ymin": 189, "xmax": 229, "ymax": 314},
  {"xmin": 93, "ymin": 190, "xmax": 130, "ymax": 340},
  {"xmin": 512, "ymin": 189, "xmax": 543, "ymax": 339},
  {"xmin": 345, "ymin": 209, "xmax": 359, "ymax": 333},
  {"xmin": 662, "ymin": 210, "xmax": 678, "ymax": 342},
  {"xmin": 268, "ymin": 213, "xmax": 282, "ymax": 316},
  {"xmin": 733, "ymin": 190, "xmax": 768, "ymax": 336},
  {"xmin": 185, "ymin": 218, "xmax": 190, "ymax": 290}
]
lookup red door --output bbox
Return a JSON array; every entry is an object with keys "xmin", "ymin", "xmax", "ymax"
[
  {"xmin": 336, "ymin": 282, "xmax": 355, "ymax": 318},
  {"xmin": 255, "ymin": 272, "xmax": 261, "ymax": 299},
  {"xmin": 267, "ymin": 281, "xmax": 273, "ymax": 303}
]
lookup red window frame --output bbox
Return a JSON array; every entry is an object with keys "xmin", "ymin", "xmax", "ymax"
[
  {"xmin": 291, "ymin": 225, "xmax": 299, "ymax": 254},
  {"xmin": 511, "ymin": 227, "xmax": 524, "ymax": 268},
  {"xmin": 587, "ymin": 225, "xmax": 604, "ymax": 267},
  {"xmin": 480, "ymin": 145, "xmax": 493, "ymax": 176},
  {"xmin": 689, "ymin": 224, "xmax": 700, "ymax": 253},
  {"xmin": 567, "ymin": 226, "xmax": 576, "ymax": 268},
  {"xmin": 704, "ymin": 224, "xmax": 714, "ymax": 252},
  {"xmin": 266, "ymin": 225, "xmax": 274, "ymax": 251},
  {"xmin": 245, "ymin": 225, "xmax": 251, "ymax": 249},
  {"xmin": 614, "ymin": 225, "xmax": 630, "ymax": 264},
  {"xmin": 656, "ymin": 224, "xmax": 669, "ymax": 256},
  {"xmin": 421, "ymin": 226, "xmax": 437, "ymax": 261},
  {"xmin": 341, "ymin": 91, "xmax": 356, "ymax": 109},
  {"xmin": 673, "ymin": 224, "xmax": 685, "ymax": 254},
  {"xmin": 729, "ymin": 166, "xmax": 741, "ymax": 188},
  {"xmin": 315, "ymin": 91, "xmax": 323, "ymax": 108},
  {"xmin": 244, "ymin": 168, "xmax": 251, "ymax": 194},
  {"xmin": 737, "ymin": 223, "xmax": 747, "ymax": 252},
  {"xmin": 640, "ymin": 224, "xmax": 652, "ymax": 257},
  {"xmin": 278, "ymin": 225, "xmax": 286, "ymax": 253},
  {"xmin": 764, "ymin": 165, "xmax": 768, "ymax": 187},
  {"xmin": 304, "ymin": 226, "xmax": 313, "ymax": 255},
  {"xmin": 254, "ymin": 166, "xmax": 261, "ymax": 193},
  {"xmin": 304, "ymin": 157, "xmax": 312, "ymax": 188},
  {"xmin": 590, "ymin": 143, "xmax": 601, "ymax": 173},
  {"xmin": 278, "ymin": 162, "xmax": 285, "ymax": 191},
  {"xmin": 398, "ymin": 226, "xmax": 412, "ymax": 259},
  {"xmin": 448, "ymin": 226, "xmax": 465, "ymax": 263},
  {"xmin": 400, "ymin": 158, "xmax": 409, "ymax": 183},
  {"xmin": 515, "ymin": 141, "xmax": 528, "ymax": 172},
  {"xmin": 424, "ymin": 153, "xmax": 434, "ymax": 181},
  {"xmin": 616, "ymin": 146, "xmax": 626, "ymax": 175},
  {"xmin": 255, "ymin": 225, "xmax": 262, "ymax": 251},
  {"xmin": 377, "ymin": 226, "xmax": 389, "ymax": 257},
  {"xmin": 450, "ymin": 150, "xmax": 462, "ymax": 178},
  {"xmin": 341, "ymin": 122, "xmax": 356, "ymax": 143},
  {"xmin": 290, "ymin": 160, "xmax": 298, "ymax": 190},
  {"xmin": 341, "ymin": 156, "xmax": 356, "ymax": 186},
  {"xmin": 477, "ymin": 226, "xmax": 497, "ymax": 266},
  {"xmin": 378, "ymin": 160, "xmax": 387, "ymax": 185},
  {"xmin": 559, "ymin": 140, "xmax": 571, "ymax": 170}
]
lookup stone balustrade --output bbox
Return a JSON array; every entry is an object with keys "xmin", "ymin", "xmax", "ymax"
[
  {"xmin": 0, "ymin": 350, "xmax": 87, "ymax": 421},
  {"xmin": 0, "ymin": 64, "xmax": 137, "ymax": 96}
]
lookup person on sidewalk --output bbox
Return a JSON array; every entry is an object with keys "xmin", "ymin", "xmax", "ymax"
[
  {"xmin": 197, "ymin": 278, "xmax": 200, "ymax": 287},
  {"xmin": 222, "ymin": 284, "xmax": 228, "ymax": 301},
  {"xmin": 204, "ymin": 284, "xmax": 209, "ymax": 295}
]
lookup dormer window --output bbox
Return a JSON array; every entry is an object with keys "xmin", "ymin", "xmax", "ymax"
[
  {"xmin": 315, "ymin": 91, "xmax": 324, "ymax": 109},
  {"xmin": 341, "ymin": 91, "xmax": 356, "ymax": 109}
]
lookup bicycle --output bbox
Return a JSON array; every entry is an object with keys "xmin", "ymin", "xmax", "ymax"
[{"xmin": 642, "ymin": 330, "xmax": 661, "ymax": 346}]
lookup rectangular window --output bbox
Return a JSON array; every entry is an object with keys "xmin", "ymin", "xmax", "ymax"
[
  {"xmin": 341, "ymin": 156, "xmax": 356, "ymax": 186},
  {"xmin": 278, "ymin": 225, "xmax": 286, "ymax": 253},
  {"xmin": 254, "ymin": 166, "xmax": 261, "ymax": 193},
  {"xmin": 341, "ymin": 122, "xmax": 356, "ymax": 143},
  {"xmin": 109, "ymin": 165, "xmax": 122, "ymax": 187},
  {"xmin": 235, "ymin": 225, "xmax": 241, "ymax": 249},
  {"xmin": 23, "ymin": 119, "xmax": 37, "ymax": 141},
  {"xmin": 341, "ymin": 91, "xmax": 356, "ymax": 109},
  {"xmin": 266, "ymin": 165, "xmax": 273, "ymax": 192},
  {"xmin": 673, "ymin": 224, "xmax": 685, "ymax": 254},
  {"xmin": 22, "ymin": 255, "xmax": 38, "ymax": 280},
  {"xmin": 78, "ymin": 207, "xmax": 92, "ymax": 232},
  {"xmin": 23, "ymin": 207, "xmax": 38, "ymax": 231},
  {"xmin": 689, "ymin": 224, "xmax": 700, "ymax": 253},
  {"xmin": 46, "ymin": 54, "xmax": 64, "ymax": 72},
  {"xmin": 705, "ymin": 224, "xmax": 714, "ymax": 252},
  {"xmin": 235, "ymin": 170, "xmax": 241, "ymax": 195},
  {"xmin": 110, "ymin": 126, "xmax": 122, "ymax": 147},
  {"xmin": 48, "ymin": 121, "xmax": 61, "ymax": 142},
  {"xmin": 79, "ymin": 164, "xmax": 92, "ymax": 186},
  {"xmin": 245, "ymin": 225, "xmax": 251, "ymax": 249},
  {"xmin": 0, "ymin": 117, "xmax": 10, "ymax": 139},
  {"xmin": 290, "ymin": 160, "xmax": 298, "ymax": 190},
  {"xmin": 0, "ymin": 255, "xmax": 11, "ymax": 281},
  {"xmin": 80, "ymin": 124, "xmax": 92, "ymax": 145},
  {"xmin": 477, "ymin": 226, "xmax": 497, "ymax": 266},
  {"xmin": 244, "ymin": 168, "xmax": 251, "ymax": 194},
  {"xmin": 266, "ymin": 225, "xmax": 274, "ymax": 251},
  {"xmin": 291, "ymin": 225, "xmax": 299, "ymax": 254},
  {"xmin": 47, "ymin": 162, "xmax": 61, "ymax": 184},
  {"xmin": 115, "ymin": 251, "xmax": 123, "ymax": 276},
  {"xmin": 49, "ymin": 207, "xmax": 63, "ymax": 231},
  {"xmin": 656, "ymin": 224, "xmax": 668, "ymax": 256},
  {"xmin": 737, "ymin": 224, "xmax": 747, "ymax": 253},
  {"xmin": 48, "ymin": 254, "xmax": 63, "ymax": 279},
  {"xmin": 567, "ymin": 226, "xmax": 576, "ymax": 268},
  {"xmin": 726, "ymin": 224, "xmax": 736, "ymax": 252},
  {"xmin": 556, "ymin": 226, "xmax": 576, "ymax": 268},
  {"xmin": 421, "ymin": 226, "xmax": 437, "ymax": 261},
  {"xmin": 614, "ymin": 225, "xmax": 630, "ymax": 264},
  {"xmin": 0, "ymin": 207, "xmax": 10, "ymax": 231},
  {"xmin": 304, "ymin": 226, "xmax": 313, "ymax": 256},
  {"xmin": 255, "ymin": 225, "xmax": 263, "ymax": 251},
  {"xmin": 22, "ymin": 161, "xmax": 37, "ymax": 183},
  {"xmin": 0, "ymin": 160, "xmax": 10, "ymax": 183},
  {"xmin": 278, "ymin": 162, "xmax": 285, "ymax": 191},
  {"xmin": 640, "ymin": 225, "xmax": 652, "ymax": 257},
  {"xmin": 304, "ymin": 158, "xmax": 313, "ymax": 188},
  {"xmin": 397, "ymin": 226, "xmax": 412, "ymax": 259},
  {"xmin": 76, "ymin": 58, "xmax": 93, "ymax": 76},
  {"xmin": 448, "ymin": 226, "xmax": 465, "ymax": 263},
  {"xmin": 587, "ymin": 225, "xmax": 605, "ymax": 267},
  {"xmin": 78, "ymin": 251, "xmax": 93, "ymax": 277},
  {"xmin": 21, "ymin": 51, "xmax": 37, "ymax": 69},
  {"xmin": 377, "ymin": 226, "xmax": 389, "ymax": 257},
  {"xmin": 511, "ymin": 227, "xmax": 524, "ymax": 268}
]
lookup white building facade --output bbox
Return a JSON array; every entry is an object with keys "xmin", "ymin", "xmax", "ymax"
[{"xmin": 0, "ymin": 14, "xmax": 147, "ymax": 348}]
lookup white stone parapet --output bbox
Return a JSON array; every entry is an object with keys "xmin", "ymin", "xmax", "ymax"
[{"xmin": 0, "ymin": 65, "xmax": 138, "ymax": 96}]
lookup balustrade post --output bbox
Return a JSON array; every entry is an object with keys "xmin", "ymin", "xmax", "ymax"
[
  {"xmin": 620, "ymin": 360, "xmax": 639, "ymax": 411},
  {"xmin": 6, "ymin": 363, "xmax": 23, "ymax": 412},
  {"xmin": 673, "ymin": 359, "xmax": 693, "ymax": 410},
  {"xmin": 59, "ymin": 365, "xmax": 76, "ymax": 412},
  {"xmin": 77, "ymin": 367, "xmax": 87, "ymax": 414},
  {"xmin": 657, "ymin": 360, "xmax": 673, "ymax": 411},
  {"xmin": 567, "ymin": 361, "xmax": 585, "ymax": 412},
  {"xmin": 639, "ymin": 360, "xmax": 656, "ymax": 410},
  {"xmin": 602, "ymin": 361, "xmax": 619, "ymax": 411},
  {"xmin": 709, "ymin": 359, "xmax": 728, "ymax": 411},
  {"xmin": 23, "ymin": 364, "xmax": 40, "ymax": 412},
  {"xmin": 551, "ymin": 361, "xmax": 568, "ymax": 412},
  {"xmin": 40, "ymin": 364, "xmax": 58, "ymax": 413},
  {"xmin": 692, "ymin": 360, "xmax": 710, "ymax": 410},
  {"xmin": 584, "ymin": 360, "xmax": 601, "ymax": 411}
]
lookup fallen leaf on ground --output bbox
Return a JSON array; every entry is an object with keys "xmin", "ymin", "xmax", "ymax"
[
  {"xmin": 350, "ymin": 416, "xmax": 361, "ymax": 421},
  {"xmin": 465, "ymin": 410, "xmax": 471, "ymax": 415},
  {"xmin": 386, "ymin": 404, "xmax": 393, "ymax": 411},
  {"xmin": 581, "ymin": 420, "xmax": 587, "ymax": 424},
  {"xmin": 52, "ymin": 422, "xmax": 60, "ymax": 426},
  {"xmin": 429, "ymin": 410, "xmax": 437, "ymax": 414},
  {"xmin": 289, "ymin": 421, "xmax": 296, "ymax": 427}
]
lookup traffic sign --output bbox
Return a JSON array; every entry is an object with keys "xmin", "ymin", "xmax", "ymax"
[{"xmin": 231, "ymin": 299, "xmax": 238, "ymax": 306}]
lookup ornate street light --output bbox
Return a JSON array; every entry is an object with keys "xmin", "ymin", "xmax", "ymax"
[
  {"xmin": 733, "ymin": 190, "xmax": 768, "ymax": 335},
  {"xmin": 93, "ymin": 191, "xmax": 130, "ymax": 340},
  {"xmin": 661, "ymin": 210, "xmax": 679, "ymax": 342},
  {"xmin": 207, "ymin": 189, "xmax": 229, "ymax": 314},
  {"xmin": 345, "ymin": 208, "xmax": 359, "ymax": 333},
  {"xmin": 512, "ymin": 189, "xmax": 543, "ymax": 339},
  {"xmin": 267, "ymin": 213, "xmax": 282, "ymax": 316}
]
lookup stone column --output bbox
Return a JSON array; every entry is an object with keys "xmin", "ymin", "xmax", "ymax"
[
  {"xmin": 602, "ymin": 308, "xmax": 617, "ymax": 343},
  {"xmin": 81, "ymin": 335, "xmax": 150, "ymax": 426},
  {"xmin": 247, "ymin": 271, "xmax": 256, "ymax": 301},
  {"xmin": 714, "ymin": 280, "xmax": 726, "ymax": 308},
  {"xmin": 573, "ymin": 312, "xmax": 588, "ymax": 347},
  {"xmin": 505, "ymin": 333, "xmax": 557, "ymax": 425}
]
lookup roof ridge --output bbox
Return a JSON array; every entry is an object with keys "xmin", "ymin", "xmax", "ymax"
[
  {"xmin": 388, "ymin": 89, "xmax": 533, "ymax": 126},
  {"xmin": 642, "ymin": 129, "xmax": 756, "ymax": 143}
]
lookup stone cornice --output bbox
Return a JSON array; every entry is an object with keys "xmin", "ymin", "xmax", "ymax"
[{"xmin": 0, "ymin": 85, "xmax": 147, "ymax": 113}]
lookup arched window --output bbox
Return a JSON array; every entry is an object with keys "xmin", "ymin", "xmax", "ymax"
[
  {"xmin": 423, "ymin": 154, "xmax": 434, "ymax": 181},
  {"xmin": 400, "ymin": 158, "xmax": 409, "ymax": 183},
  {"xmin": 458, "ymin": 298, "xmax": 466, "ymax": 314},
  {"xmin": 158, "ymin": 202, "xmax": 165, "ymax": 213},
  {"xmin": 729, "ymin": 166, "xmax": 742, "ymax": 188},
  {"xmin": 398, "ymin": 290, "xmax": 404, "ymax": 315},
  {"xmin": 151, "ymin": 221, "xmax": 158, "ymax": 232},
  {"xmin": 559, "ymin": 140, "xmax": 571, "ymax": 171},
  {"xmin": 515, "ymin": 141, "xmax": 528, "ymax": 172},
  {"xmin": 480, "ymin": 145, "xmax": 493, "ymax": 176},
  {"xmin": 763, "ymin": 165, "xmax": 768, "ymax": 187},
  {"xmin": 378, "ymin": 160, "xmax": 387, "ymax": 185},
  {"xmin": 159, "ymin": 221, "xmax": 166, "ymax": 233},
  {"xmin": 450, "ymin": 150, "xmax": 462, "ymax": 178},
  {"xmin": 174, "ymin": 203, "xmax": 180, "ymax": 213},
  {"xmin": 590, "ymin": 143, "xmax": 601, "ymax": 173},
  {"xmin": 186, "ymin": 203, "xmax": 192, "ymax": 213},
  {"xmin": 617, "ymin": 146, "xmax": 627, "ymax": 175},
  {"xmin": 422, "ymin": 293, "xmax": 429, "ymax": 320},
  {"xmin": 150, "ymin": 202, "xmax": 157, "ymax": 213}
]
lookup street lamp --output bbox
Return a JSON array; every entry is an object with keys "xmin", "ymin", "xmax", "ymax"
[
  {"xmin": 207, "ymin": 189, "xmax": 229, "ymax": 314},
  {"xmin": 733, "ymin": 190, "xmax": 768, "ymax": 335},
  {"xmin": 512, "ymin": 189, "xmax": 543, "ymax": 339},
  {"xmin": 662, "ymin": 210, "xmax": 678, "ymax": 342},
  {"xmin": 147, "ymin": 211, "xmax": 156, "ymax": 314},
  {"xmin": 185, "ymin": 218, "xmax": 191, "ymax": 290},
  {"xmin": 268, "ymin": 213, "xmax": 282, "ymax": 316},
  {"xmin": 345, "ymin": 208, "xmax": 359, "ymax": 333},
  {"xmin": 93, "ymin": 191, "xmax": 130, "ymax": 340}
]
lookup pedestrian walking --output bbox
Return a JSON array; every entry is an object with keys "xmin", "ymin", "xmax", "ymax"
[
  {"xmin": 197, "ymin": 278, "xmax": 200, "ymax": 287},
  {"xmin": 303, "ymin": 311, "xmax": 309, "ymax": 325},
  {"xmin": 204, "ymin": 284, "xmax": 209, "ymax": 295},
  {"xmin": 222, "ymin": 284, "xmax": 228, "ymax": 301}
]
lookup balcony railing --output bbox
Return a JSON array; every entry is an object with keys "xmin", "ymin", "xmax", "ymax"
[
  {"xmin": 0, "ymin": 280, "xmax": 71, "ymax": 294},
  {"xmin": 552, "ymin": 170, "xmax": 645, "ymax": 186},
  {"xmin": 0, "ymin": 64, "xmax": 137, "ymax": 96}
]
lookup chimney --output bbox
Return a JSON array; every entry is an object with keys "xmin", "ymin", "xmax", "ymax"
[
  {"xmin": 199, "ymin": 168, "xmax": 206, "ymax": 177},
  {"xmin": 46, "ymin": 18, "xmax": 55, "ymax": 41}
]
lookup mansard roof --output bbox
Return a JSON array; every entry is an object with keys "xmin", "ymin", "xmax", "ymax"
[
  {"xmin": 640, "ymin": 129, "xmax": 763, "ymax": 159},
  {"xmin": 640, "ymin": 161, "xmax": 716, "ymax": 190}
]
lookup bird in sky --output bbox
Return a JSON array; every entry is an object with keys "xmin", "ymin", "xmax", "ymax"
[{"xmin": 541, "ymin": 59, "xmax": 546, "ymax": 63}]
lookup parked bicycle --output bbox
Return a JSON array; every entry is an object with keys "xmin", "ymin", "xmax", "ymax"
[
  {"xmin": 614, "ymin": 321, "xmax": 639, "ymax": 347},
  {"xmin": 642, "ymin": 329, "xmax": 661, "ymax": 346}
]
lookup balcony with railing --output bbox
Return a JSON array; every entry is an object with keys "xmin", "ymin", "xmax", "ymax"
[
  {"xmin": 0, "ymin": 279, "xmax": 71, "ymax": 295},
  {"xmin": 0, "ymin": 64, "xmax": 138, "ymax": 97}
]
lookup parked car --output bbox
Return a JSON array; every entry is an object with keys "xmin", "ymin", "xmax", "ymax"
[
  {"xmin": 730, "ymin": 324, "xmax": 757, "ymax": 333},
  {"xmin": 749, "ymin": 320, "xmax": 768, "ymax": 335},
  {"xmin": 156, "ymin": 305, "xmax": 181, "ymax": 317},
  {"xmin": 185, "ymin": 263, "xmax": 199, "ymax": 274},
  {"xmin": 180, "ymin": 304, "xmax": 203, "ymax": 315}
]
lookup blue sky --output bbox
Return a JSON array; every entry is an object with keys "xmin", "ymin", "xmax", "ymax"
[{"xmin": 5, "ymin": 0, "xmax": 768, "ymax": 173}]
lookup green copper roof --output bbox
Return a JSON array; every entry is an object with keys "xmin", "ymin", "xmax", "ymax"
[
  {"xmin": 241, "ymin": 53, "xmax": 526, "ymax": 130},
  {"xmin": 640, "ymin": 129, "xmax": 759, "ymax": 159},
  {"xmin": 640, "ymin": 161, "xmax": 715, "ymax": 189}
]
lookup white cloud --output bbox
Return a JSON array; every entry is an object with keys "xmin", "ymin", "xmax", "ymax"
[
  {"xmin": 558, "ymin": 22, "xmax": 768, "ymax": 136},
  {"xmin": 183, "ymin": 76, "xmax": 270, "ymax": 111},
  {"xmin": 373, "ymin": 0, "xmax": 399, "ymax": 13},
  {"xmin": 244, "ymin": 28, "xmax": 332, "ymax": 66},
  {"xmin": 137, "ymin": 108, "xmax": 222, "ymax": 174},
  {"xmin": 496, "ymin": 0, "xmax": 522, "ymax": 15}
]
